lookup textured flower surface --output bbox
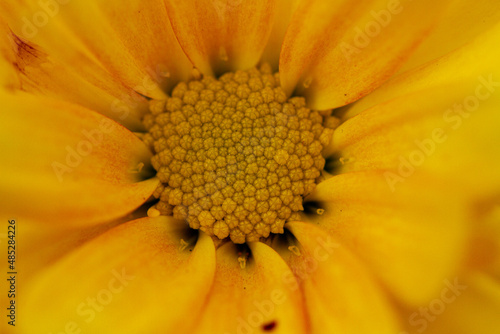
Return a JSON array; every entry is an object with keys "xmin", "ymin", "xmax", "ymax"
[{"xmin": 1, "ymin": 0, "xmax": 500, "ymax": 333}]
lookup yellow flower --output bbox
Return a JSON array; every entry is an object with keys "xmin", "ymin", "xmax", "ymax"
[{"xmin": 1, "ymin": 0, "xmax": 500, "ymax": 333}]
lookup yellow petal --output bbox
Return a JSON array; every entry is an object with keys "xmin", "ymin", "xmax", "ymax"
[
  {"xmin": 260, "ymin": 0, "xmax": 300, "ymax": 71},
  {"xmin": 304, "ymin": 171, "xmax": 468, "ymax": 306},
  {"xmin": 467, "ymin": 203, "xmax": 500, "ymax": 279},
  {"xmin": 286, "ymin": 221, "xmax": 399, "ymax": 333},
  {"xmin": 0, "ymin": 56, "xmax": 18, "ymax": 90},
  {"xmin": 346, "ymin": 22, "xmax": 500, "ymax": 118},
  {"xmin": 1, "ymin": 0, "xmax": 192, "ymax": 99},
  {"xmin": 192, "ymin": 241, "xmax": 307, "ymax": 334},
  {"xmin": 2, "ymin": 208, "xmax": 148, "ymax": 281},
  {"xmin": 330, "ymin": 78, "xmax": 500, "ymax": 198},
  {"xmin": 15, "ymin": 216, "xmax": 216, "ymax": 333},
  {"xmin": 0, "ymin": 91, "xmax": 158, "ymax": 227},
  {"xmin": 4, "ymin": 31, "xmax": 147, "ymax": 130},
  {"xmin": 165, "ymin": 0, "xmax": 277, "ymax": 76},
  {"xmin": 401, "ymin": 273, "xmax": 500, "ymax": 334},
  {"xmin": 399, "ymin": 0, "xmax": 500, "ymax": 73},
  {"xmin": 279, "ymin": 0, "xmax": 448, "ymax": 109}
]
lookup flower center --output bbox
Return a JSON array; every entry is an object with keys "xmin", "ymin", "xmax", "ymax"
[{"xmin": 142, "ymin": 64, "xmax": 334, "ymax": 244}]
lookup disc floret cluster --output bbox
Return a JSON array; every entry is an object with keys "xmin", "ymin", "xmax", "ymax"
[{"xmin": 143, "ymin": 65, "xmax": 334, "ymax": 243}]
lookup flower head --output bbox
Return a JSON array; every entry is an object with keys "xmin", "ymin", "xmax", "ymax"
[{"xmin": 1, "ymin": 1, "xmax": 500, "ymax": 334}]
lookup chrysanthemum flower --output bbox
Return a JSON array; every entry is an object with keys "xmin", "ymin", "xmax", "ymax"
[{"xmin": 1, "ymin": 0, "xmax": 500, "ymax": 333}]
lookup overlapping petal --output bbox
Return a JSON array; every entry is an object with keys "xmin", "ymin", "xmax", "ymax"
[
  {"xmin": 1, "ymin": 31, "xmax": 146, "ymax": 129},
  {"xmin": 1, "ymin": 209, "xmax": 148, "ymax": 281},
  {"xmin": 285, "ymin": 221, "xmax": 399, "ymax": 333},
  {"xmin": 1, "ymin": 0, "xmax": 192, "ymax": 99},
  {"xmin": 165, "ymin": 0, "xmax": 276, "ymax": 76},
  {"xmin": 0, "ymin": 20, "xmax": 20, "ymax": 89},
  {"xmin": 304, "ymin": 171, "xmax": 468, "ymax": 306},
  {"xmin": 279, "ymin": 0, "xmax": 448, "ymax": 109},
  {"xmin": 15, "ymin": 217, "xmax": 216, "ymax": 334},
  {"xmin": 260, "ymin": 0, "xmax": 299, "ymax": 71},
  {"xmin": 346, "ymin": 22, "xmax": 500, "ymax": 118},
  {"xmin": 192, "ymin": 242, "xmax": 307, "ymax": 334},
  {"xmin": 329, "ymin": 79, "xmax": 500, "ymax": 198},
  {"xmin": 0, "ymin": 91, "xmax": 158, "ymax": 226}
]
